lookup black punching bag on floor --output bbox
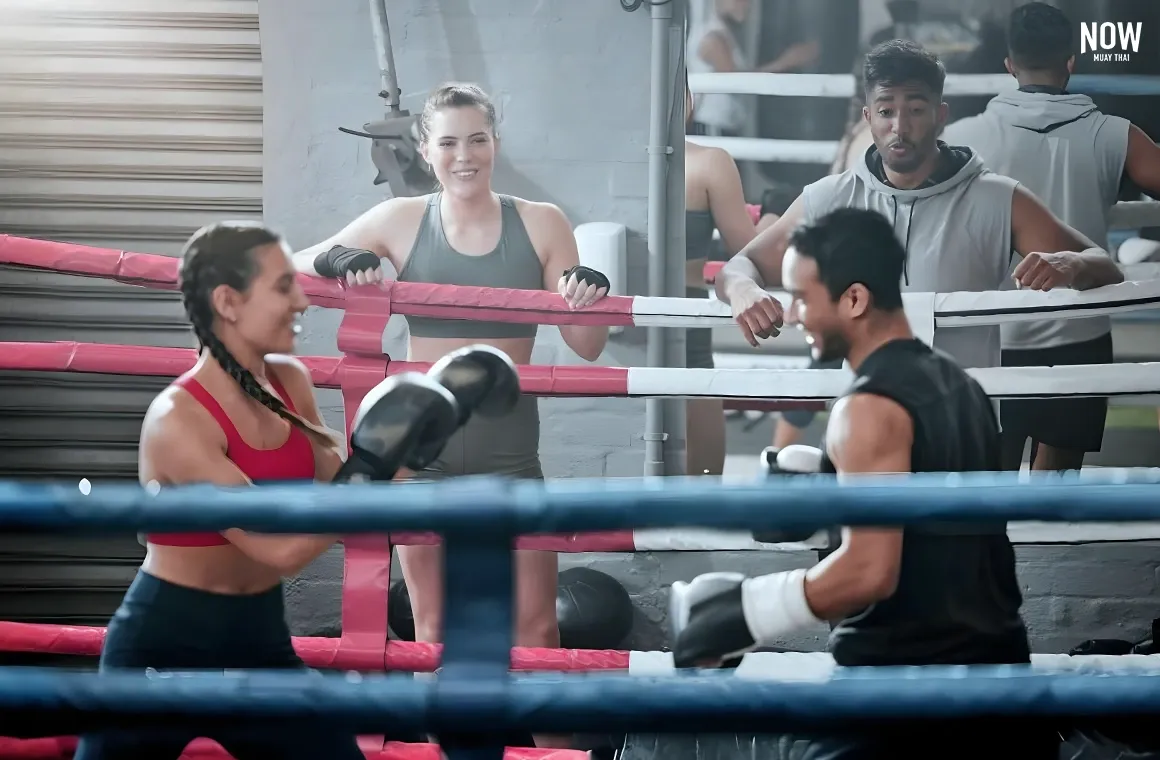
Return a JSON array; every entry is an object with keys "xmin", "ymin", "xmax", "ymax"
[
  {"xmin": 389, "ymin": 569, "xmax": 635, "ymax": 649},
  {"xmin": 557, "ymin": 567, "xmax": 634, "ymax": 650}
]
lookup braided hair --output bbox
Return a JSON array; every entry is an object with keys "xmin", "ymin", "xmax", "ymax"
[{"xmin": 179, "ymin": 221, "xmax": 339, "ymax": 448}]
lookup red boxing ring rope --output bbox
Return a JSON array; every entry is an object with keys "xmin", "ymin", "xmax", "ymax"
[
  {"xmin": 0, "ymin": 736, "xmax": 583, "ymax": 760},
  {"xmin": 0, "ymin": 620, "xmax": 630, "ymax": 673},
  {"xmin": 0, "ymin": 341, "xmax": 825, "ymax": 412}
]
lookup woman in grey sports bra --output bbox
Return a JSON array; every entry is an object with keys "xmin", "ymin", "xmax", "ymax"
[
  {"xmin": 684, "ymin": 77, "xmax": 757, "ymax": 476},
  {"xmin": 292, "ymin": 84, "xmax": 608, "ymax": 749}
]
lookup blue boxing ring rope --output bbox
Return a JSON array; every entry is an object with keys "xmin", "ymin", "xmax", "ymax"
[{"xmin": 6, "ymin": 471, "xmax": 1160, "ymax": 759}]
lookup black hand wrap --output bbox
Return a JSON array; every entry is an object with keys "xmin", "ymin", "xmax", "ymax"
[
  {"xmin": 313, "ymin": 245, "xmax": 380, "ymax": 279},
  {"xmin": 404, "ymin": 345, "xmax": 522, "ymax": 471},
  {"xmin": 333, "ymin": 373, "xmax": 460, "ymax": 484},
  {"xmin": 562, "ymin": 265, "xmax": 611, "ymax": 292}
]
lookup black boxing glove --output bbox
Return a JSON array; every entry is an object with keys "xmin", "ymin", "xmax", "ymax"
[
  {"xmin": 333, "ymin": 373, "xmax": 461, "ymax": 483},
  {"xmin": 313, "ymin": 245, "xmax": 381, "ymax": 280},
  {"xmin": 561, "ymin": 265, "xmax": 611, "ymax": 292},
  {"xmin": 427, "ymin": 345, "xmax": 521, "ymax": 425},
  {"xmin": 669, "ymin": 573, "xmax": 755, "ymax": 669},
  {"xmin": 670, "ymin": 570, "xmax": 821, "ymax": 669},
  {"xmin": 752, "ymin": 445, "xmax": 825, "ymax": 544}
]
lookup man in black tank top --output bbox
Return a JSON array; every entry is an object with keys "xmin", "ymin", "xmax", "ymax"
[{"xmin": 671, "ymin": 209, "xmax": 1056, "ymax": 758}]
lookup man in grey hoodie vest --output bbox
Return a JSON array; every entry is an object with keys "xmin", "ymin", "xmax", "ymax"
[
  {"xmin": 942, "ymin": 2, "xmax": 1160, "ymax": 473},
  {"xmin": 716, "ymin": 40, "xmax": 1123, "ymax": 377}
]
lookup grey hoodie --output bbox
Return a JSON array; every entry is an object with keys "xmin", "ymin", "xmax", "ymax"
[
  {"xmin": 942, "ymin": 89, "xmax": 1129, "ymax": 350},
  {"xmin": 801, "ymin": 144, "xmax": 1017, "ymax": 369}
]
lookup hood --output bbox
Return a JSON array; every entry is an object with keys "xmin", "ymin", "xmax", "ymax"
[
  {"xmin": 853, "ymin": 142, "xmax": 984, "ymax": 199},
  {"xmin": 981, "ymin": 89, "xmax": 1099, "ymax": 134}
]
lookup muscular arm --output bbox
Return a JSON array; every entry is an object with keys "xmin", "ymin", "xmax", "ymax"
[
  {"xmin": 706, "ymin": 149, "xmax": 757, "ymax": 256},
  {"xmin": 1010, "ymin": 185, "xmax": 1123, "ymax": 290},
  {"xmin": 714, "ymin": 194, "xmax": 804, "ymax": 301},
  {"xmin": 1125, "ymin": 123, "xmax": 1160, "ymax": 197},
  {"xmin": 142, "ymin": 399, "xmax": 337, "ymax": 576},
  {"xmin": 803, "ymin": 393, "xmax": 912, "ymax": 620},
  {"xmin": 538, "ymin": 203, "xmax": 609, "ymax": 362},
  {"xmin": 289, "ymin": 200, "xmax": 399, "ymax": 275}
]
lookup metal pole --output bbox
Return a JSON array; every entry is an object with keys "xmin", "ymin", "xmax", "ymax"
[
  {"xmin": 643, "ymin": 0, "xmax": 676, "ymax": 477},
  {"xmin": 661, "ymin": 3, "xmax": 688, "ymax": 477},
  {"xmin": 368, "ymin": 0, "xmax": 403, "ymax": 114}
]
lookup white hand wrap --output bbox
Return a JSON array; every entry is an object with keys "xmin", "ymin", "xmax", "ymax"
[
  {"xmin": 740, "ymin": 569, "xmax": 823, "ymax": 646},
  {"xmin": 775, "ymin": 444, "xmax": 823, "ymax": 474}
]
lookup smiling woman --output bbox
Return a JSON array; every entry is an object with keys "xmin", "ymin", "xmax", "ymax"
[{"xmin": 289, "ymin": 82, "xmax": 612, "ymax": 751}]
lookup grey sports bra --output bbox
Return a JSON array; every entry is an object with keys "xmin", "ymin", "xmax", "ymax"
[{"xmin": 397, "ymin": 193, "xmax": 544, "ymax": 339}]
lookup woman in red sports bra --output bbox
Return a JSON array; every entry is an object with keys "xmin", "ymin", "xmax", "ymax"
[{"xmin": 75, "ymin": 222, "xmax": 365, "ymax": 760}]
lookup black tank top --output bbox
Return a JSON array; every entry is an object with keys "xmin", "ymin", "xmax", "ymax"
[{"xmin": 822, "ymin": 339, "xmax": 1030, "ymax": 667}]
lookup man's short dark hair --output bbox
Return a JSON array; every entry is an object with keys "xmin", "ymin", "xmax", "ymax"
[
  {"xmin": 788, "ymin": 208, "xmax": 905, "ymax": 311},
  {"xmin": 862, "ymin": 40, "xmax": 946, "ymax": 100},
  {"xmin": 1007, "ymin": 2, "xmax": 1073, "ymax": 71}
]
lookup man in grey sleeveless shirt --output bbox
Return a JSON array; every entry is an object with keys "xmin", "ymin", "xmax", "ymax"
[
  {"xmin": 715, "ymin": 40, "xmax": 1123, "ymax": 377},
  {"xmin": 942, "ymin": 2, "xmax": 1160, "ymax": 472}
]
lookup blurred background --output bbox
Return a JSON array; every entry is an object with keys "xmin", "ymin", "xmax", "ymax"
[{"xmin": 687, "ymin": 0, "xmax": 1160, "ymax": 468}]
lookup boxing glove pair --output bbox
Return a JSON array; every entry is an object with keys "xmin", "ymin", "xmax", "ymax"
[{"xmin": 333, "ymin": 345, "xmax": 520, "ymax": 484}]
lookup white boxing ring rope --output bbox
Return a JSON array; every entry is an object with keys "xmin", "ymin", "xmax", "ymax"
[
  {"xmin": 627, "ymin": 649, "xmax": 1160, "ymax": 679},
  {"xmin": 687, "ymin": 71, "xmax": 1160, "ymax": 229},
  {"xmin": 690, "ymin": 72, "xmax": 1021, "ymax": 99},
  {"xmin": 653, "ymin": 278, "xmax": 1160, "ymax": 328}
]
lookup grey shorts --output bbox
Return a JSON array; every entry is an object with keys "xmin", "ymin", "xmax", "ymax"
[
  {"xmin": 686, "ymin": 287, "xmax": 714, "ymax": 369},
  {"xmin": 418, "ymin": 393, "xmax": 543, "ymax": 479}
]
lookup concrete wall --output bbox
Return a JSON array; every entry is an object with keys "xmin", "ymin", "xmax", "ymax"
[{"xmin": 259, "ymin": 0, "xmax": 1160, "ymax": 657}]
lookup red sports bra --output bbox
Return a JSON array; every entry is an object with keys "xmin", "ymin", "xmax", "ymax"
[{"xmin": 147, "ymin": 373, "xmax": 316, "ymax": 547}]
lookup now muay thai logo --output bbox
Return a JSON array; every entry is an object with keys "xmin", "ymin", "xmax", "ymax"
[{"xmin": 1080, "ymin": 21, "xmax": 1141, "ymax": 62}]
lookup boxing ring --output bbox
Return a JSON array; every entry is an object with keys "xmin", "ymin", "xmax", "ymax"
[{"xmin": 4, "ymin": 231, "xmax": 1160, "ymax": 758}]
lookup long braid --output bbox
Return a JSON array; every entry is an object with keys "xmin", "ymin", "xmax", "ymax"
[{"xmin": 179, "ymin": 224, "xmax": 341, "ymax": 449}]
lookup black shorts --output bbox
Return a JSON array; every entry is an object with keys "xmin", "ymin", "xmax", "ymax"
[
  {"xmin": 73, "ymin": 571, "xmax": 364, "ymax": 760},
  {"xmin": 999, "ymin": 332, "xmax": 1113, "ymax": 453}
]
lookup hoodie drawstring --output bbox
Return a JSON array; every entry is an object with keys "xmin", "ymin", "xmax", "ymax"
[
  {"xmin": 890, "ymin": 196, "xmax": 917, "ymax": 286},
  {"xmin": 903, "ymin": 200, "xmax": 917, "ymax": 286}
]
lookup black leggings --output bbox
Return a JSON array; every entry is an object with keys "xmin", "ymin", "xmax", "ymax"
[{"xmin": 74, "ymin": 571, "xmax": 364, "ymax": 760}]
